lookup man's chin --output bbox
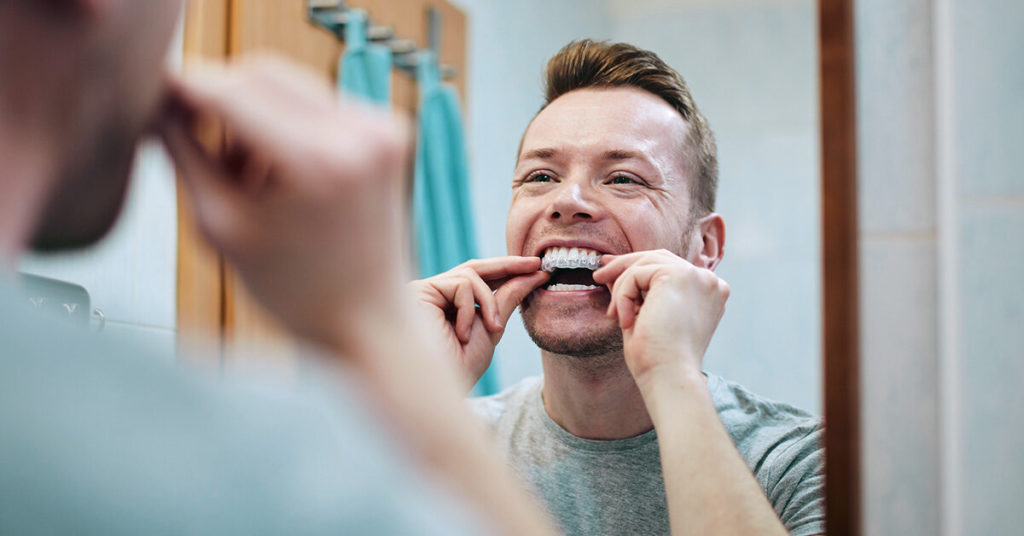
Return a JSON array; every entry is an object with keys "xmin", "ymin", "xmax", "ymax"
[
  {"xmin": 31, "ymin": 131, "xmax": 136, "ymax": 252},
  {"xmin": 521, "ymin": 309, "xmax": 623, "ymax": 359},
  {"xmin": 30, "ymin": 221, "xmax": 115, "ymax": 252},
  {"xmin": 30, "ymin": 175, "xmax": 129, "ymax": 252}
]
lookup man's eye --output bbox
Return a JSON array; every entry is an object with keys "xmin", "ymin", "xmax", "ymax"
[
  {"xmin": 610, "ymin": 175, "xmax": 637, "ymax": 185},
  {"xmin": 527, "ymin": 173, "xmax": 554, "ymax": 183}
]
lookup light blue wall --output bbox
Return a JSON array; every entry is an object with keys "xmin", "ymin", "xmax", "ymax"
[
  {"xmin": 948, "ymin": 0, "xmax": 1024, "ymax": 532},
  {"xmin": 856, "ymin": 0, "xmax": 942, "ymax": 532}
]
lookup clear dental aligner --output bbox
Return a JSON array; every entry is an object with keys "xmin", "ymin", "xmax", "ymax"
[
  {"xmin": 546, "ymin": 283, "xmax": 599, "ymax": 291},
  {"xmin": 540, "ymin": 247, "xmax": 602, "ymax": 272}
]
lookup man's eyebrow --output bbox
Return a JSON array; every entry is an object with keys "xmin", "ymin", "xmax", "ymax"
[
  {"xmin": 520, "ymin": 148, "xmax": 557, "ymax": 160},
  {"xmin": 603, "ymin": 149, "xmax": 645, "ymax": 161}
]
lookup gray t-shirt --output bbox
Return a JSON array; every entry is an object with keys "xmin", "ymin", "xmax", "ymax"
[
  {"xmin": 0, "ymin": 279, "xmax": 484, "ymax": 535},
  {"xmin": 469, "ymin": 374, "xmax": 825, "ymax": 536}
]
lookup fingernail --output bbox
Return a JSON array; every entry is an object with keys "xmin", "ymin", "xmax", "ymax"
[{"xmin": 494, "ymin": 313, "xmax": 503, "ymax": 327}]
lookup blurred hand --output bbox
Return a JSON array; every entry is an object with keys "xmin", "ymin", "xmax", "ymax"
[
  {"xmin": 159, "ymin": 54, "xmax": 411, "ymax": 351},
  {"xmin": 409, "ymin": 257, "xmax": 549, "ymax": 389},
  {"xmin": 592, "ymin": 250, "xmax": 729, "ymax": 391}
]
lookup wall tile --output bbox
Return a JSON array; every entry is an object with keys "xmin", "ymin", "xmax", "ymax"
[
  {"xmin": 855, "ymin": 0, "xmax": 937, "ymax": 234},
  {"xmin": 859, "ymin": 236, "xmax": 941, "ymax": 536},
  {"xmin": 951, "ymin": 0, "xmax": 1024, "ymax": 198},
  {"xmin": 956, "ymin": 203, "xmax": 1024, "ymax": 534}
]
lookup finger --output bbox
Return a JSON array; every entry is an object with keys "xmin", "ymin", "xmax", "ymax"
[
  {"xmin": 611, "ymin": 264, "xmax": 664, "ymax": 330},
  {"xmin": 461, "ymin": 256, "xmax": 544, "ymax": 283},
  {"xmin": 494, "ymin": 271, "xmax": 550, "ymax": 326},
  {"xmin": 465, "ymin": 273, "xmax": 502, "ymax": 333},
  {"xmin": 223, "ymin": 133, "xmax": 274, "ymax": 194},
  {"xmin": 159, "ymin": 113, "xmax": 246, "ymax": 241},
  {"xmin": 594, "ymin": 250, "xmax": 681, "ymax": 285},
  {"xmin": 424, "ymin": 272, "xmax": 500, "ymax": 333},
  {"xmin": 593, "ymin": 252, "xmax": 653, "ymax": 285},
  {"xmin": 453, "ymin": 280, "xmax": 476, "ymax": 344},
  {"xmin": 170, "ymin": 64, "xmax": 338, "ymax": 167}
]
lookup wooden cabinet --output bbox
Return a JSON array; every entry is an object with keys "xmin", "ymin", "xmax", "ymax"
[{"xmin": 176, "ymin": 0, "xmax": 467, "ymax": 366}]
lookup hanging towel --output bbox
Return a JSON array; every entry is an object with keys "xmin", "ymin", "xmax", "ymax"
[
  {"xmin": 338, "ymin": 9, "xmax": 391, "ymax": 105},
  {"xmin": 413, "ymin": 52, "xmax": 496, "ymax": 396}
]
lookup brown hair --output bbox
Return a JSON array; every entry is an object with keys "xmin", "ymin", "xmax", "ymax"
[{"xmin": 541, "ymin": 39, "xmax": 718, "ymax": 216}]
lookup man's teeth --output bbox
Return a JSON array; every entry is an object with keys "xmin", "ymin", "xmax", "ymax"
[
  {"xmin": 547, "ymin": 283, "xmax": 600, "ymax": 291},
  {"xmin": 540, "ymin": 247, "xmax": 602, "ymax": 272}
]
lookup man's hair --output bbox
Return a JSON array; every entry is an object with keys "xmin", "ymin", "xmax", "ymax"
[{"xmin": 541, "ymin": 39, "xmax": 718, "ymax": 216}]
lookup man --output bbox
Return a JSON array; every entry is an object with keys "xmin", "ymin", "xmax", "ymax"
[
  {"xmin": 0, "ymin": 1, "xmax": 557, "ymax": 534},
  {"xmin": 411, "ymin": 40, "xmax": 825, "ymax": 535}
]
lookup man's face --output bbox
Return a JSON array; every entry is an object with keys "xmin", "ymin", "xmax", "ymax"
[
  {"xmin": 28, "ymin": 0, "xmax": 182, "ymax": 250},
  {"xmin": 507, "ymin": 87, "xmax": 695, "ymax": 358}
]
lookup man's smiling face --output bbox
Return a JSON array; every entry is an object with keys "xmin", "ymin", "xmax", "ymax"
[{"xmin": 506, "ymin": 86, "xmax": 696, "ymax": 358}]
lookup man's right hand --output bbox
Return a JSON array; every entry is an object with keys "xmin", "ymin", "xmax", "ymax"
[
  {"xmin": 159, "ymin": 55, "xmax": 412, "ymax": 352},
  {"xmin": 409, "ymin": 257, "xmax": 549, "ymax": 388}
]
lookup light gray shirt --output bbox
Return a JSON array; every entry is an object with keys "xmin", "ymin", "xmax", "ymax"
[
  {"xmin": 0, "ymin": 279, "xmax": 484, "ymax": 535},
  {"xmin": 469, "ymin": 374, "xmax": 825, "ymax": 536}
]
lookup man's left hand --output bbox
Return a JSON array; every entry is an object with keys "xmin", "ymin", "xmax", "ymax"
[{"xmin": 592, "ymin": 249, "xmax": 730, "ymax": 390}]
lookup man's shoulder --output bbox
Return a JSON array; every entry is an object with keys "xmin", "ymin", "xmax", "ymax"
[
  {"xmin": 466, "ymin": 375, "xmax": 543, "ymax": 424},
  {"xmin": 707, "ymin": 373, "xmax": 824, "ymax": 475},
  {"xmin": 708, "ymin": 373, "xmax": 822, "ymax": 433},
  {"xmin": 706, "ymin": 374, "xmax": 826, "ymax": 534}
]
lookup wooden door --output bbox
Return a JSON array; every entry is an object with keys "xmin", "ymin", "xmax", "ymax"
[{"xmin": 177, "ymin": 0, "xmax": 467, "ymax": 368}]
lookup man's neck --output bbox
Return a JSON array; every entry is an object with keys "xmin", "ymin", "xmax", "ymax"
[
  {"xmin": 540, "ymin": 349, "xmax": 654, "ymax": 440},
  {"xmin": 0, "ymin": 122, "xmax": 54, "ymax": 265}
]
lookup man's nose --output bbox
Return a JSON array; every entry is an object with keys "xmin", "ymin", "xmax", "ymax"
[{"xmin": 548, "ymin": 182, "xmax": 599, "ymax": 222}]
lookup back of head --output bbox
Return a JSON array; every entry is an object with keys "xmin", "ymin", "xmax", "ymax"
[
  {"xmin": 542, "ymin": 39, "xmax": 718, "ymax": 217},
  {"xmin": 0, "ymin": 0, "xmax": 182, "ymax": 252}
]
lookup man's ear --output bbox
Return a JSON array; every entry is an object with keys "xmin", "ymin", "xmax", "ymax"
[{"xmin": 694, "ymin": 213, "xmax": 725, "ymax": 271}]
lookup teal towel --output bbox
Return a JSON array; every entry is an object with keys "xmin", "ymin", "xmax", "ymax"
[
  {"xmin": 413, "ymin": 52, "xmax": 495, "ymax": 396},
  {"xmin": 339, "ymin": 10, "xmax": 391, "ymax": 105}
]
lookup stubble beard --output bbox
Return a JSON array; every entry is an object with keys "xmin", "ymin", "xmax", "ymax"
[{"xmin": 520, "ymin": 298, "xmax": 624, "ymax": 363}]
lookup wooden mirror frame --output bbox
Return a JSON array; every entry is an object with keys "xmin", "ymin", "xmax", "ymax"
[{"xmin": 819, "ymin": 0, "xmax": 860, "ymax": 534}]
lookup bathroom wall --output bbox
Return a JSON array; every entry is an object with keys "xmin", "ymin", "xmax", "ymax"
[
  {"xmin": 857, "ymin": 0, "xmax": 1024, "ymax": 533},
  {"xmin": 941, "ymin": 0, "xmax": 1024, "ymax": 532},
  {"xmin": 17, "ymin": 20, "xmax": 183, "ymax": 365}
]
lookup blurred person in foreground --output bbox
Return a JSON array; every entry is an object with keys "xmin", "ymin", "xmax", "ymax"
[
  {"xmin": 0, "ymin": 1, "xmax": 558, "ymax": 534},
  {"xmin": 411, "ymin": 40, "xmax": 825, "ymax": 536}
]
